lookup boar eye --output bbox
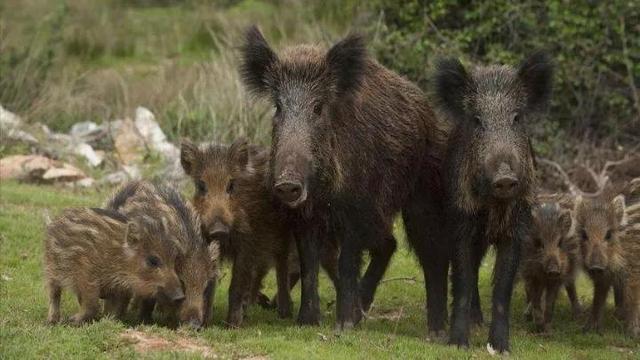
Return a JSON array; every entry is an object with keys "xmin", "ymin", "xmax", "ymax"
[
  {"xmin": 313, "ymin": 102, "xmax": 323, "ymax": 116},
  {"xmin": 513, "ymin": 113, "xmax": 521, "ymax": 124},
  {"xmin": 472, "ymin": 115, "xmax": 482, "ymax": 127},
  {"xmin": 226, "ymin": 179, "xmax": 235, "ymax": 194},
  {"xmin": 580, "ymin": 229, "xmax": 588, "ymax": 242},
  {"xmin": 274, "ymin": 100, "xmax": 282, "ymax": 115},
  {"xmin": 196, "ymin": 180, "xmax": 207, "ymax": 194},
  {"xmin": 605, "ymin": 230, "xmax": 612, "ymax": 241},
  {"xmin": 146, "ymin": 255, "xmax": 161, "ymax": 268}
]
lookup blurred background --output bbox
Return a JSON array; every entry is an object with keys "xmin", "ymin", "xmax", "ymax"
[{"xmin": 1, "ymin": 0, "xmax": 638, "ymax": 188}]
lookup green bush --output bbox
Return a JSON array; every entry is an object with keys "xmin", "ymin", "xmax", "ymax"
[{"xmin": 368, "ymin": 0, "xmax": 640, "ymax": 144}]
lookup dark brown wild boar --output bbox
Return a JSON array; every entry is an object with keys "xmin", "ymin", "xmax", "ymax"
[
  {"xmin": 44, "ymin": 207, "xmax": 184, "ymax": 325},
  {"xmin": 522, "ymin": 201, "xmax": 581, "ymax": 333},
  {"xmin": 240, "ymin": 26, "xmax": 450, "ymax": 333},
  {"xmin": 181, "ymin": 138, "xmax": 338, "ymax": 327},
  {"xmin": 574, "ymin": 191, "xmax": 627, "ymax": 333},
  {"xmin": 106, "ymin": 180, "xmax": 220, "ymax": 329},
  {"xmin": 436, "ymin": 53, "xmax": 552, "ymax": 352},
  {"xmin": 622, "ymin": 213, "xmax": 640, "ymax": 337}
]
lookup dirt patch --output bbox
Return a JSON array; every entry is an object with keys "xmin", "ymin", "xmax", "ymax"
[{"xmin": 121, "ymin": 329, "xmax": 217, "ymax": 358}]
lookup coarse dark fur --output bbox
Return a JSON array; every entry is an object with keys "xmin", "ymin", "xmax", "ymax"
[
  {"xmin": 240, "ymin": 26, "xmax": 449, "ymax": 333},
  {"xmin": 574, "ymin": 191, "xmax": 627, "ymax": 333},
  {"xmin": 105, "ymin": 180, "xmax": 219, "ymax": 329},
  {"xmin": 436, "ymin": 52, "xmax": 552, "ymax": 352},
  {"xmin": 181, "ymin": 138, "xmax": 339, "ymax": 327},
  {"xmin": 44, "ymin": 207, "xmax": 184, "ymax": 325},
  {"xmin": 522, "ymin": 201, "xmax": 582, "ymax": 333},
  {"xmin": 622, "ymin": 207, "xmax": 640, "ymax": 337}
]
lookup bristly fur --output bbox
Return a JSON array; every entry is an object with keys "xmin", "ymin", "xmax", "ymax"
[
  {"xmin": 241, "ymin": 25, "xmax": 278, "ymax": 95},
  {"xmin": 517, "ymin": 51, "xmax": 553, "ymax": 111}
]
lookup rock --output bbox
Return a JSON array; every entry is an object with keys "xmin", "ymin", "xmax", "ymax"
[
  {"xmin": 0, "ymin": 154, "xmax": 89, "ymax": 184},
  {"xmin": 113, "ymin": 118, "xmax": 146, "ymax": 165},
  {"xmin": 73, "ymin": 177, "xmax": 95, "ymax": 188},
  {"xmin": 102, "ymin": 165, "xmax": 141, "ymax": 185},
  {"xmin": 74, "ymin": 142, "xmax": 103, "ymax": 167},
  {"xmin": 134, "ymin": 107, "xmax": 179, "ymax": 162},
  {"xmin": 0, "ymin": 105, "xmax": 39, "ymax": 145},
  {"xmin": 70, "ymin": 121, "xmax": 108, "ymax": 146},
  {"xmin": 42, "ymin": 164, "xmax": 86, "ymax": 182},
  {"xmin": 0, "ymin": 105, "xmax": 22, "ymax": 130},
  {"xmin": 70, "ymin": 121, "xmax": 98, "ymax": 137}
]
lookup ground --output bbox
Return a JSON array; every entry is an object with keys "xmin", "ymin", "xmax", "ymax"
[{"xmin": 0, "ymin": 181, "xmax": 638, "ymax": 359}]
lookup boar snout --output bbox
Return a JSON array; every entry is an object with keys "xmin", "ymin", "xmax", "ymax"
[
  {"xmin": 544, "ymin": 260, "xmax": 561, "ymax": 277},
  {"xmin": 274, "ymin": 180, "xmax": 305, "ymax": 205},
  {"xmin": 491, "ymin": 162, "xmax": 519, "ymax": 199},
  {"xmin": 186, "ymin": 318, "xmax": 203, "ymax": 331},
  {"xmin": 207, "ymin": 220, "xmax": 230, "ymax": 241}
]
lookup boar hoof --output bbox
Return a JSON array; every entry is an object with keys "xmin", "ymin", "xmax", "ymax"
[
  {"xmin": 256, "ymin": 292, "xmax": 272, "ymax": 309},
  {"xmin": 297, "ymin": 309, "xmax": 321, "ymax": 326},
  {"xmin": 583, "ymin": 320, "xmax": 602, "ymax": 334},
  {"xmin": 448, "ymin": 333, "xmax": 469, "ymax": 349},
  {"xmin": 68, "ymin": 314, "xmax": 91, "ymax": 326},
  {"xmin": 427, "ymin": 329, "xmax": 447, "ymax": 341},
  {"xmin": 571, "ymin": 306, "xmax": 584, "ymax": 320},
  {"xmin": 335, "ymin": 320, "xmax": 355, "ymax": 332},
  {"xmin": 277, "ymin": 304, "xmax": 293, "ymax": 319},
  {"xmin": 487, "ymin": 337, "xmax": 510, "ymax": 354}
]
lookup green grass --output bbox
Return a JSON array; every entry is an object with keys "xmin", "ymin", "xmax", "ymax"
[{"xmin": 0, "ymin": 181, "xmax": 638, "ymax": 359}]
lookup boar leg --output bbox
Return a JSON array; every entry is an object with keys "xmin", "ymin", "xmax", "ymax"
[
  {"xmin": 227, "ymin": 254, "xmax": 254, "ymax": 328},
  {"xmin": 103, "ymin": 293, "xmax": 130, "ymax": 320},
  {"xmin": 584, "ymin": 277, "xmax": 611, "ymax": 333},
  {"xmin": 543, "ymin": 281, "xmax": 562, "ymax": 333},
  {"xmin": 360, "ymin": 235, "xmax": 396, "ymax": 313},
  {"xmin": 250, "ymin": 265, "xmax": 270, "ymax": 309},
  {"xmin": 527, "ymin": 280, "xmax": 544, "ymax": 332},
  {"xmin": 46, "ymin": 280, "xmax": 62, "ymax": 324},
  {"xmin": 295, "ymin": 221, "xmax": 324, "ymax": 326},
  {"xmin": 202, "ymin": 279, "xmax": 216, "ymax": 327},
  {"xmin": 625, "ymin": 281, "xmax": 640, "ymax": 337},
  {"xmin": 449, "ymin": 215, "xmax": 481, "ymax": 348},
  {"xmin": 403, "ymin": 201, "xmax": 449, "ymax": 335},
  {"xmin": 138, "ymin": 298, "xmax": 156, "ymax": 324},
  {"xmin": 470, "ymin": 239, "xmax": 488, "ymax": 327},
  {"xmin": 320, "ymin": 241, "xmax": 339, "ymax": 291},
  {"xmin": 275, "ymin": 249, "xmax": 293, "ymax": 318},
  {"xmin": 487, "ymin": 234, "xmax": 521, "ymax": 353},
  {"xmin": 70, "ymin": 285, "xmax": 100, "ymax": 325},
  {"xmin": 614, "ymin": 280, "xmax": 625, "ymax": 320},
  {"xmin": 565, "ymin": 281, "xmax": 582, "ymax": 319}
]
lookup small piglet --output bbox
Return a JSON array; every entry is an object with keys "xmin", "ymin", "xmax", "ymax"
[
  {"xmin": 44, "ymin": 207, "xmax": 183, "ymax": 325},
  {"xmin": 522, "ymin": 201, "xmax": 581, "ymax": 333}
]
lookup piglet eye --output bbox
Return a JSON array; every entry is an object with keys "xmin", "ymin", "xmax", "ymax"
[
  {"xmin": 196, "ymin": 180, "xmax": 207, "ymax": 194},
  {"xmin": 473, "ymin": 115, "xmax": 482, "ymax": 127},
  {"xmin": 580, "ymin": 230, "xmax": 588, "ymax": 242},
  {"xmin": 313, "ymin": 103, "xmax": 323, "ymax": 116},
  {"xmin": 226, "ymin": 179, "xmax": 235, "ymax": 194},
  {"xmin": 146, "ymin": 255, "xmax": 161, "ymax": 268},
  {"xmin": 605, "ymin": 230, "xmax": 612, "ymax": 241}
]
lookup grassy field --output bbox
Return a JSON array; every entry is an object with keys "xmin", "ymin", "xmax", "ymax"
[{"xmin": 0, "ymin": 181, "xmax": 638, "ymax": 359}]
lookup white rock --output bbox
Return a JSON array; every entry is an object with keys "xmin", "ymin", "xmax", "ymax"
[
  {"xmin": 113, "ymin": 118, "xmax": 146, "ymax": 165},
  {"xmin": 103, "ymin": 171, "xmax": 129, "ymax": 185},
  {"xmin": 70, "ymin": 121, "xmax": 98, "ymax": 137},
  {"xmin": 74, "ymin": 177, "xmax": 95, "ymax": 188},
  {"xmin": 134, "ymin": 107, "xmax": 179, "ymax": 161},
  {"xmin": 0, "ymin": 104, "xmax": 22, "ymax": 130},
  {"xmin": 74, "ymin": 142, "xmax": 103, "ymax": 167},
  {"xmin": 42, "ymin": 164, "xmax": 87, "ymax": 182}
]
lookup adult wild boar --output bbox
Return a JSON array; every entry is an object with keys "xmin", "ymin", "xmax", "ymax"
[
  {"xmin": 436, "ymin": 53, "xmax": 552, "ymax": 352},
  {"xmin": 240, "ymin": 26, "xmax": 449, "ymax": 332}
]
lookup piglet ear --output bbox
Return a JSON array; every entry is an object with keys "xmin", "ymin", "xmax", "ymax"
[
  {"xmin": 434, "ymin": 58, "xmax": 471, "ymax": 118},
  {"xmin": 326, "ymin": 33, "xmax": 367, "ymax": 96},
  {"xmin": 558, "ymin": 209, "xmax": 573, "ymax": 237},
  {"xmin": 229, "ymin": 137, "xmax": 250, "ymax": 171},
  {"xmin": 241, "ymin": 25, "xmax": 278, "ymax": 95},
  {"xmin": 124, "ymin": 221, "xmax": 140, "ymax": 246},
  {"xmin": 180, "ymin": 139, "xmax": 200, "ymax": 176},
  {"xmin": 611, "ymin": 194, "xmax": 626, "ymax": 226},
  {"xmin": 518, "ymin": 51, "xmax": 553, "ymax": 111}
]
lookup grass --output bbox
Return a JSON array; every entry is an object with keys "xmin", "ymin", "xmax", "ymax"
[{"xmin": 0, "ymin": 181, "xmax": 638, "ymax": 359}]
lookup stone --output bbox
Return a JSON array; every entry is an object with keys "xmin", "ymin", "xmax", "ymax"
[
  {"xmin": 113, "ymin": 118, "xmax": 146, "ymax": 165},
  {"xmin": 74, "ymin": 142, "xmax": 103, "ymax": 167}
]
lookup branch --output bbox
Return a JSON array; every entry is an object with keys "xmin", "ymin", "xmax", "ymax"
[{"xmin": 538, "ymin": 158, "xmax": 581, "ymax": 196}]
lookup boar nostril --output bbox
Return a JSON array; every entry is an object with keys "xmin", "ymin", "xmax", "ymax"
[
  {"xmin": 274, "ymin": 181, "xmax": 304, "ymax": 205},
  {"xmin": 545, "ymin": 265, "xmax": 561, "ymax": 276},
  {"xmin": 588, "ymin": 265, "xmax": 605, "ymax": 274},
  {"xmin": 492, "ymin": 176, "xmax": 519, "ymax": 197},
  {"xmin": 208, "ymin": 221, "xmax": 229, "ymax": 241},
  {"xmin": 171, "ymin": 289, "xmax": 185, "ymax": 302}
]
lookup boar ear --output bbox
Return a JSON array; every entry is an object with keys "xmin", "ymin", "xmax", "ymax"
[
  {"xmin": 611, "ymin": 194, "xmax": 626, "ymax": 226},
  {"xmin": 327, "ymin": 33, "xmax": 366, "ymax": 96},
  {"xmin": 435, "ymin": 58, "xmax": 471, "ymax": 118},
  {"xmin": 518, "ymin": 51, "xmax": 553, "ymax": 111},
  {"xmin": 124, "ymin": 221, "xmax": 140, "ymax": 246},
  {"xmin": 558, "ymin": 209, "xmax": 573, "ymax": 237},
  {"xmin": 229, "ymin": 137, "xmax": 250, "ymax": 171},
  {"xmin": 241, "ymin": 25, "xmax": 278, "ymax": 95},
  {"xmin": 180, "ymin": 139, "xmax": 201, "ymax": 176}
]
